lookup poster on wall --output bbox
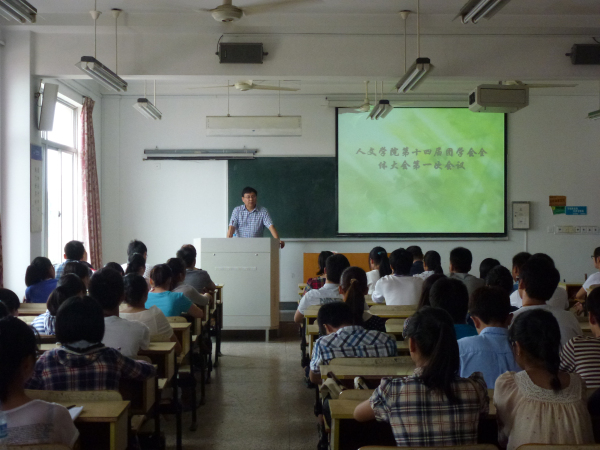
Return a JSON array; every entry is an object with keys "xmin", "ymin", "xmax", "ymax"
[{"xmin": 30, "ymin": 145, "xmax": 43, "ymax": 233}]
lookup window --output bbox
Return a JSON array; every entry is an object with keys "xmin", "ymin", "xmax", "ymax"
[{"xmin": 42, "ymin": 96, "xmax": 80, "ymax": 265}]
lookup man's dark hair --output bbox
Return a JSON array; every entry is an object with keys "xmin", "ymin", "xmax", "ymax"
[
  {"xmin": 56, "ymin": 296, "xmax": 105, "ymax": 344},
  {"xmin": 586, "ymin": 288, "xmax": 600, "ymax": 321},
  {"xmin": 512, "ymin": 252, "xmax": 532, "ymax": 272},
  {"xmin": 64, "ymin": 240, "xmax": 85, "ymax": 261},
  {"xmin": 389, "ymin": 249, "xmax": 414, "ymax": 275},
  {"xmin": 123, "ymin": 274, "xmax": 149, "ymax": 307},
  {"xmin": 325, "ymin": 254, "xmax": 350, "ymax": 284},
  {"xmin": 176, "ymin": 245, "xmax": 196, "ymax": 268},
  {"xmin": 594, "ymin": 247, "xmax": 600, "ymax": 259},
  {"xmin": 241, "ymin": 187, "xmax": 257, "ymax": 197},
  {"xmin": 88, "ymin": 268, "xmax": 125, "ymax": 311},
  {"xmin": 127, "ymin": 240, "xmax": 147, "ymax": 259},
  {"xmin": 449, "ymin": 247, "xmax": 473, "ymax": 274},
  {"xmin": 167, "ymin": 258, "xmax": 186, "ymax": 280},
  {"xmin": 0, "ymin": 289, "xmax": 20, "ymax": 314},
  {"xmin": 125, "ymin": 254, "xmax": 146, "ymax": 275},
  {"xmin": 63, "ymin": 261, "xmax": 90, "ymax": 280},
  {"xmin": 104, "ymin": 262, "xmax": 125, "ymax": 276},
  {"xmin": 469, "ymin": 286, "xmax": 511, "ymax": 325},
  {"xmin": 429, "ymin": 277, "xmax": 469, "ymax": 324},
  {"xmin": 519, "ymin": 254, "xmax": 559, "ymax": 302},
  {"xmin": 479, "ymin": 258, "xmax": 500, "ymax": 280},
  {"xmin": 406, "ymin": 246, "xmax": 423, "ymax": 260},
  {"xmin": 485, "ymin": 265, "xmax": 514, "ymax": 296},
  {"xmin": 317, "ymin": 302, "xmax": 354, "ymax": 330}
]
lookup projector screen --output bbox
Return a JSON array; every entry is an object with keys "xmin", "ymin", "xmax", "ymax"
[{"xmin": 337, "ymin": 108, "xmax": 506, "ymax": 236}]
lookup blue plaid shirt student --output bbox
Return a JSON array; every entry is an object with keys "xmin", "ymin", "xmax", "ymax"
[
  {"xmin": 229, "ymin": 205, "xmax": 273, "ymax": 238},
  {"xmin": 310, "ymin": 325, "xmax": 397, "ymax": 374}
]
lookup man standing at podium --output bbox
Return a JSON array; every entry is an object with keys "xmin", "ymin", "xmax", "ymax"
[{"xmin": 227, "ymin": 186, "xmax": 285, "ymax": 248}]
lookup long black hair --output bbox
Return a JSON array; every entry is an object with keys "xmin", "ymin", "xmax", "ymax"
[
  {"xmin": 340, "ymin": 266, "xmax": 368, "ymax": 326},
  {"xmin": 423, "ymin": 251, "xmax": 443, "ymax": 274},
  {"xmin": 404, "ymin": 306, "xmax": 460, "ymax": 401},
  {"xmin": 316, "ymin": 251, "xmax": 334, "ymax": 276},
  {"xmin": 123, "ymin": 274, "xmax": 149, "ymax": 307},
  {"xmin": 126, "ymin": 253, "xmax": 146, "ymax": 276},
  {"xmin": 0, "ymin": 317, "xmax": 38, "ymax": 402},
  {"xmin": 47, "ymin": 274, "xmax": 86, "ymax": 316},
  {"xmin": 25, "ymin": 256, "xmax": 54, "ymax": 286},
  {"xmin": 417, "ymin": 273, "xmax": 446, "ymax": 310},
  {"xmin": 509, "ymin": 308, "xmax": 562, "ymax": 392},
  {"xmin": 369, "ymin": 246, "xmax": 392, "ymax": 277}
]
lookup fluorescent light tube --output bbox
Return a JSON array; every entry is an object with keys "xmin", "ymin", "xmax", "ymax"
[
  {"xmin": 459, "ymin": 0, "xmax": 511, "ymax": 24},
  {"xmin": 395, "ymin": 58, "xmax": 432, "ymax": 93},
  {"xmin": 75, "ymin": 56, "xmax": 128, "ymax": 92},
  {"xmin": 133, "ymin": 98, "xmax": 162, "ymax": 120},
  {"xmin": 367, "ymin": 104, "xmax": 381, "ymax": 120},
  {"xmin": 374, "ymin": 100, "xmax": 391, "ymax": 120},
  {"xmin": 0, "ymin": 0, "xmax": 36, "ymax": 23},
  {"xmin": 588, "ymin": 109, "xmax": 600, "ymax": 120},
  {"xmin": 380, "ymin": 103, "xmax": 394, "ymax": 119}
]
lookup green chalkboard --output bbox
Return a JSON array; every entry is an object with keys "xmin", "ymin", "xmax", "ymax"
[{"xmin": 228, "ymin": 157, "xmax": 337, "ymax": 238}]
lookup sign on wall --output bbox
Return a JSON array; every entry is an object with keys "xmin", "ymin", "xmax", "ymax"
[{"xmin": 30, "ymin": 145, "xmax": 43, "ymax": 233}]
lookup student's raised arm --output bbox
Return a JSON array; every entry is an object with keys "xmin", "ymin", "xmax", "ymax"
[{"xmin": 186, "ymin": 303, "xmax": 205, "ymax": 320}]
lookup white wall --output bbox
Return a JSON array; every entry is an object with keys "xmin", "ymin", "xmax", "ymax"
[{"xmin": 101, "ymin": 92, "xmax": 600, "ymax": 304}]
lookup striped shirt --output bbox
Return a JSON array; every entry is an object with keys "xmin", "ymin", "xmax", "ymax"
[
  {"xmin": 560, "ymin": 335, "xmax": 600, "ymax": 388},
  {"xmin": 31, "ymin": 310, "xmax": 55, "ymax": 335},
  {"xmin": 310, "ymin": 325, "xmax": 397, "ymax": 373},
  {"xmin": 229, "ymin": 205, "xmax": 273, "ymax": 238}
]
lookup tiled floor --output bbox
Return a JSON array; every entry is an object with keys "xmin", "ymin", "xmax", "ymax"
[{"xmin": 165, "ymin": 323, "xmax": 317, "ymax": 450}]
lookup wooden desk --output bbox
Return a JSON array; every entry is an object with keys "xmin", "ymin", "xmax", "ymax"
[
  {"xmin": 18, "ymin": 315, "xmax": 35, "ymax": 324},
  {"xmin": 57, "ymin": 400, "xmax": 130, "ymax": 450},
  {"xmin": 321, "ymin": 362, "xmax": 416, "ymax": 380},
  {"xmin": 18, "ymin": 303, "xmax": 47, "ymax": 316},
  {"xmin": 138, "ymin": 342, "xmax": 176, "ymax": 380},
  {"xmin": 307, "ymin": 323, "xmax": 320, "ymax": 356},
  {"xmin": 170, "ymin": 322, "xmax": 191, "ymax": 357},
  {"xmin": 582, "ymin": 322, "xmax": 592, "ymax": 336},
  {"xmin": 369, "ymin": 305, "xmax": 416, "ymax": 319},
  {"xmin": 559, "ymin": 282, "xmax": 583, "ymax": 299},
  {"xmin": 396, "ymin": 341, "xmax": 409, "ymax": 355},
  {"xmin": 304, "ymin": 305, "xmax": 321, "ymax": 320},
  {"xmin": 385, "ymin": 320, "xmax": 405, "ymax": 337}
]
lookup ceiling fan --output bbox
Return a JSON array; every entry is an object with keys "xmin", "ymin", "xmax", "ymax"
[
  {"xmin": 199, "ymin": 0, "xmax": 318, "ymax": 23},
  {"xmin": 501, "ymin": 80, "xmax": 578, "ymax": 89},
  {"xmin": 191, "ymin": 80, "xmax": 299, "ymax": 92}
]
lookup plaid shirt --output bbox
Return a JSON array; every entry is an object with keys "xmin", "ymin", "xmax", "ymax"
[
  {"xmin": 26, "ymin": 346, "xmax": 156, "ymax": 391},
  {"xmin": 370, "ymin": 370, "xmax": 489, "ymax": 447},
  {"xmin": 303, "ymin": 276, "xmax": 326, "ymax": 295},
  {"xmin": 310, "ymin": 325, "xmax": 397, "ymax": 374},
  {"xmin": 229, "ymin": 205, "xmax": 273, "ymax": 238}
]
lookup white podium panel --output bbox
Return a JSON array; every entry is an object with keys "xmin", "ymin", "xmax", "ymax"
[{"xmin": 195, "ymin": 237, "xmax": 279, "ymax": 332}]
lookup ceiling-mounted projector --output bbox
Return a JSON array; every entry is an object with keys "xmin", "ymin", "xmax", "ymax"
[{"xmin": 468, "ymin": 84, "xmax": 529, "ymax": 113}]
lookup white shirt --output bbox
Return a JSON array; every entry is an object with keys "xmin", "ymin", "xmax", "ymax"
[
  {"xmin": 414, "ymin": 270, "xmax": 435, "ymax": 280},
  {"xmin": 372, "ymin": 274, "xmax": 423, "ymax": 306},
  {"xmin": 510, "ymin": 287, "xmax": 569, "ymax": 310},
  {"xmin": 120, "ymin": 305, "xmax": 174, "ymax": 339},
  {"xmin": 297, "ymin": 283, "xmax": 343, "ymax": 315},
  {"xmin": 366, "ymin": 270, "xmax": 381, "ymax": 295},
  {"xmin": 510, "ymin": 304, "xmax": 583, "ymax": 347},
  {"xmin": 102, "ymin": 315, "xmax": 151, "ymax": 358},
  {"xmin": 173, "ymin": 283, "xmax": 210, "ymax": 306},
  {"xmin": 583, "ymin": 272, "xmax": 600, "ymax": 292},
  {"xmin": 5, "ymin": 399, "xmax": 79, "ymax": 447}
]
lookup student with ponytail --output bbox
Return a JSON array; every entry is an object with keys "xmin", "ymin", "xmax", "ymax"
[
  {"xmin": 304, "ymin": 250, "xmax": 334, "ymax": 294},
  {"xmin": 339, "ymin": 267, "xmax": 386, "ymax": 332},
  {"xmin": 415, "ymin": 250, "xmax": 443, "ymax": 280},
  {"xmin": 495, "ymin": 308, "xmax": 593, "ymax": 450},
  {"xmin": 366, "ymin": 247, "xmax": 392, "ymax": 294},
  {"xmin": 354, "ymin": 306, "xmax": 489, "ymax": 446}
]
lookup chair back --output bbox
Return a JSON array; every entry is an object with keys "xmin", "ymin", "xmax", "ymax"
[
  {"xmin": 360, "ymin": 445, "xmax": 499, "ymax": 450},
  {"xmin": 329, "ymin": 356, "xmax": 413, "ymax": 366},
  {"xmin": 517, "ymin": 446, "xmax": 600, "ymax": 450},
  {"xmin": 25, "ymin": 389, "xmax": 122, "ymax": 402},
  {"xmin": 9, "ymin": 445, "xmax": 72, "ymax": 450}
]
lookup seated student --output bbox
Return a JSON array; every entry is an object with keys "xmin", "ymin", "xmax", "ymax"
[
  {"xmin": 510, "ymin": 254, "xmax": 581, "ymax": 346},
  {"xmin": 403, "ymin": 273, "xmax": 447, "ymax": 336},
  {"xmin": 339, "ymin": 266, "xmax": 386, "ymax": 332},
  {"xmin": 485, "ymin": 265, "xmax": 514, "ymax": 296},
  {"xmin": 177, "ymin": 244, "xmax": 216, "ymax": 295},
  {"xmin": 25, "ymin": 256, "xmax": 58, "ymax": 303},
  {"xmin": 575, "ymin": 247, "xmax": 600, "ymax": 302},
  {"xmin": 0, "ymin": 302, "xmax": 8, "ymax": 318},
  {"xmin": 0, "ymin": 316, "xmax": 79, "ymax": 448},
  {"xmin": 448, "ymin": 247, "xmax": 485, "ymax": 296},
  {"xmin": 104, "ymin": 261, "xmax": 125, "ymax": 276},
  {"xmin": 89, "ymin": 268, "xmax": 150, "ymax": 359},
  {"xmin": 121, "ymin": 239, "xmax": 152, "ymax": 280},
  {"xmin": 120, "ymin": 274, "xmax": 182, "ymax": 354},
  {"xmin": 125, "ymin": 253, "xmax": 146, "ymax": 277},
  {"xmin": 365, "ymin": 247, "xmax": 391, "ymax": 295},
  {"xmin": 31, "ymin": 274, "xmax": 86, "ymax": 335},
  {"xmin": 26, "ymin": 296, "xmax": 156, "ymax": 391},
  {"xmin": 511, "ymin": 252, "xmax": 531, "ymax": 293},
  {"xmin": 372, "ymin": 249, "xmax": 423, "ymax": 305},
  {"xmin": 495, "ymin": 309, "xmax": 593, "ymax": 450},
  {"xmin": 429, "ymin": 277, "xmax": 477, "ymax": 339},
  {"xmin": 458, "ymin": 286, "xmax": 520, "ymax": 387},
  {"xmin": 294, "ymin": 254, "xmax": 350, "ymax": 324},
  {"xmin": 304, "ymin": 250, "xmax": 334, "ymax": 295},
  {"xmin": 62, "ymin": 261, "xmax": 91, "ymax": 290},
  {"xmin": 510, "ymin": 253, "xmax": 569, "ymax": 310},
  {"xmin": 146, "ymin": 264, "xmax": 204, "ymax": 319},
  {"xmin": 55, "ymin": 240, "xmax": 92, "ymax": 279},
  {"xmin": 479, "ymin": 258, "xmax": 500, "ymax": 280},
  {"xmin": 354, "ymin": 307, "xmax": 489, "ymax": 447},
  {"xmin": 0, "ymin": 288, "xmax": 20, "ymax": 317},
  {"xmin": 308, "ymin": 302, "xmax": 396, "ymax": 384},
  {"xmin": 414, "ymin": 250, "xmax": 443, "ymax": 280},
  {"xmin": 168, "ymin": 257, "xmax": 211, "ymax": 307},
  {"xmin": 406, "ymin": 245, "xmax": 424, "ymax": 275},
  {"xmin": 560, "ymin": 288, "xmax": 600, "ymax": 388}
]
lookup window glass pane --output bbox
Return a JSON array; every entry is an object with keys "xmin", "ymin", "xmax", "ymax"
[
  {"xmin": 61, "ymin": 152, "xmax": 74, "ymax": 250},
  {"xmin": 47, "ymin": 101, "xmax": 75, "ymax": 148},
  {"xmin": 47, "ymin": 149, "xmax": 62, "ymax": 265}
]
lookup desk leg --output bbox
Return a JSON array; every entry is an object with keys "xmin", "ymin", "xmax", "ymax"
[
  {"xmin": 173, "ymin": 352, "xmax": 182, "ymax": 450},
  {"xmin": 330, "ymin": 417, "xmax": 341, "ymax": 450},
  {"xmin": 215, "ymin": 302, "xmax": 223, "ymax": 363},
  {"xmin": 190, "ymin": 327, "xmax": 198, "ymax": 431},
  {"xmin": 154, "ymin": 377, "xmax": 161, "ymax": 441}
]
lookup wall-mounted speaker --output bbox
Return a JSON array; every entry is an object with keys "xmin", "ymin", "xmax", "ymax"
[{"xmin": 38, "ymin": 83, "xmax": 59, "ymax": 131}]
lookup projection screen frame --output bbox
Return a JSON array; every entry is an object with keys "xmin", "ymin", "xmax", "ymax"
[{"xmin": 335, "ymin": 107, "xmax": 508, "ymax": 239}]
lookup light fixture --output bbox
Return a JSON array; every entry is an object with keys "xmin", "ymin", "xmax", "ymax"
[
  {"xmin": 0, "ymin": 0, "xmax": 36, "ymax": 23},
  {"xmin": 75, "ymin": 3, "xmax": 128, "ymax": 92},
  {"xmin": 134, "ymin": 80, "xmax": 162, "ymax": 120},
  {"xmin": 458, "ymin": 0, "xmax": 512, "ymax": 24},
  {"xmin": 395, "ymin": 0, "xmax": 433, "ymax": 93},
  {"xmin": 143, "ymin": 149, "xmax": 257, "ymax": 160},
  {"xmin": 368, "ymin": 82, "xmax": 394, "ymax": 120}
]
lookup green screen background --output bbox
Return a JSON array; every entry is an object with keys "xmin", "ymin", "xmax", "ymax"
[{"xmin": 337, "ymin": 108, "xmax": 506, "ymax": 235}]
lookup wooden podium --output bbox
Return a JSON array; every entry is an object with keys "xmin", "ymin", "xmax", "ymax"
[{"xmin": 194, "ymin": 237, "xmax": 279, "ymax": 340}]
